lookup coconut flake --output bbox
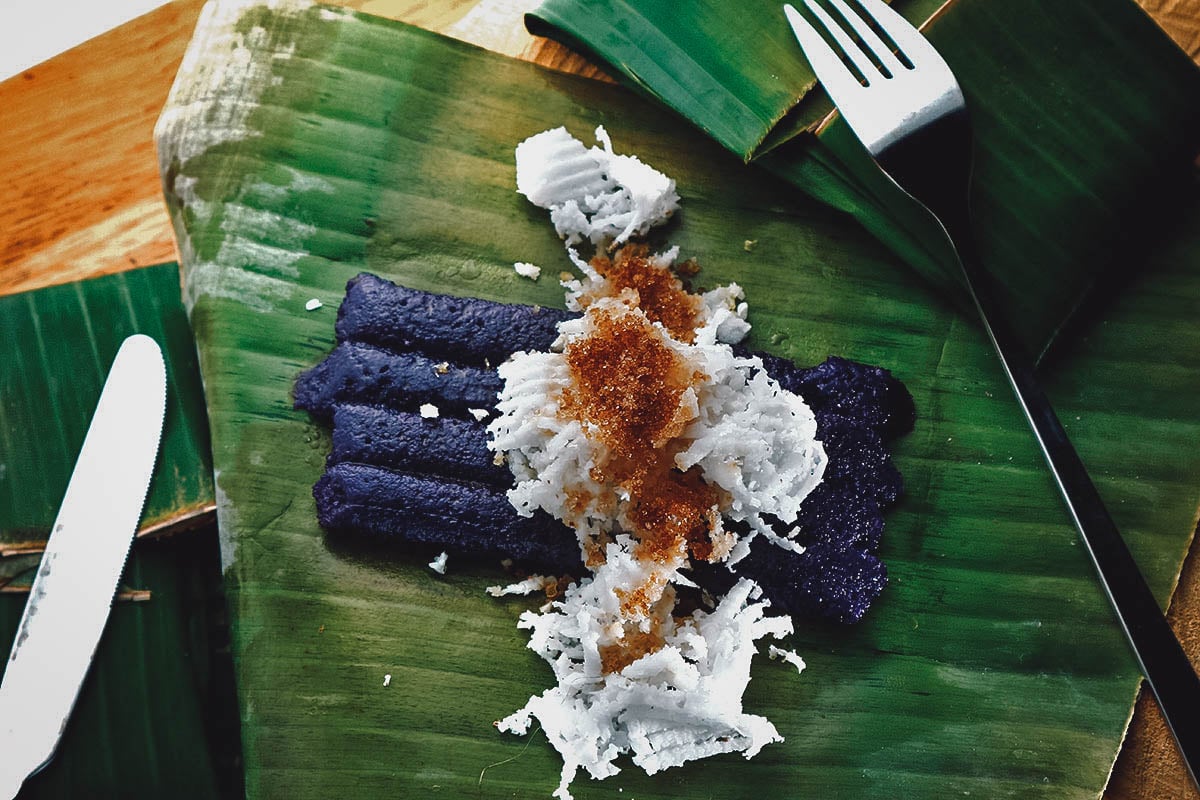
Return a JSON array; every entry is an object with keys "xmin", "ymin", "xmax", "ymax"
[
  {"xmin": 768, "ymin": 646, "xmax": 807, "ymax": 675},
  {"xmin": 514, "ymin": 261, "xmax": 542, "ymax": 280},
  {"xmin": 696, "ymin": 283, "xmax": 750, "ymax": 345},
  {"xmin": 515, "ymin": 126, "xmax": 679, "ymax": 250},
  {"xmin": 499, "ymin": 546, "xmax": 793, "ymax": 800},
  {"xmin": 487, "ymin": 575, "xmax": 553, "ymax": 597}
]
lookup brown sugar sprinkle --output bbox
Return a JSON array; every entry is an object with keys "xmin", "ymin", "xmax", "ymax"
[
  {"xmin": 582, "ymin": 535, "xmax": 608, "ymax": 569},
  {"xmin": 625, "ymin": 456, "xmax": 721, "ymax": 564},
  {"xmin": 564, "ymin": 486, "xmax": 593, "ymax": 519},
  {"xmin": 588, "ymin": 246, "xmax": 703, "ymax": 343},
  {"xmin": 560, "ymin": 304, "xmax": 722, "ymax": 566},
  {"xmin": 614, "ymin": 571, "xmax": 669, "ymax": 618},
  {"xmin": 599, "ymin": 626, "xmax": 667, "ymax": 674},
  {"xmin": 599, "ymin": 589, "xmax": 673, "ymax": 673},
  {"xmin": 544, "ymin": 575, "xmax": 575, "ymax": 601},
  {"xmin": 561, "ymin": 304, "xmax": 700, "ymax": 457},
  {"xmin": 558, "ymin": 286, "xmax": 739, "ymax": 673}
]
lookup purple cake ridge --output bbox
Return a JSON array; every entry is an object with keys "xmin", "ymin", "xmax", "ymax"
[
  {"xmin": 329, "ymin": 404, "xmax": 510, "ymax": 488},
  {"xmin": 316, "ymin": 463, "xmax": 585, "ymax": 572},
  {"xmin": 294, "ymin": 341, "xmax": 501, "ymax": 421},
  {"xmin": 295, "ymin": 271, "xmax": 914, "ymax": 624},
  {"xmin": 335, "ymin": 272, "xmax": 572, "ymax": 365}
]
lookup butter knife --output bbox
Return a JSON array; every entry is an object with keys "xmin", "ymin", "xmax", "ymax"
[{"xmin": 0, "ymin": 334, "xmax": 166, "ymax": 799}]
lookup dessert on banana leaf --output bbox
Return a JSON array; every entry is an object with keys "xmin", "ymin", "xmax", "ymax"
[{"xmin": 294, "ymin": 126, "xmax": 913, "ymax": 799}]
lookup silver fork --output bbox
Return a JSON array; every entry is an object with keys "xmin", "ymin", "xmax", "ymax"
[{"xmin": 783, "ymin": 0, "xmax": 1200, "ymax": 785}]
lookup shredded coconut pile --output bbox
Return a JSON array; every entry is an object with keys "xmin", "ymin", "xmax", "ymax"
[
  {"xmin": 490, "ymin": 127, "xmax": 826, "ymax": 799},
  {"xmin": 497, "ymin": 543, "xmax": 792, "ymax": 798},
  {"xmin": 490, "ymin": 290, "xmax": 826, "ymax": 554},
  {"xmin": 515, "ymin": 126, "xmax": 680, "ymax": 250}
]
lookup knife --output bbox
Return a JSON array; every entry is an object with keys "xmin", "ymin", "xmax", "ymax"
[{"xmin": 0, "ymin": 334, "xmax": 166, "ymax": 799}]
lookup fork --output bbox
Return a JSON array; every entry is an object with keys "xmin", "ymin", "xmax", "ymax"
[{"xmin": 783, "ymin": 0, "xmax": 1200, "ymax": 785}]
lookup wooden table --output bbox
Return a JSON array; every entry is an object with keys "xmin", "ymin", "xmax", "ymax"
[{"xmin": 1, "ymin": 0, "xmax": 1198, "ymax": 796}]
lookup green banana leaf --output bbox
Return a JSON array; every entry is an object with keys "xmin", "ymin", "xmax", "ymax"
[
  {"xmin": 523, "ymin": 0, "xmax": 944, "ymax": 160},
  {"xmin": 0, "ymin": 264, "xmax": 215, "ymax": 554},
  {"xmin": 527, "ymin": 0, "xmax": 1200, "ymax": 359},
  {"xmin": 0, "ymin": 265, "xmax": 237, "ymax": 798},
  {"xmin": 157, "ymin": 2, "xmax": 1200, "ymax": 798}
]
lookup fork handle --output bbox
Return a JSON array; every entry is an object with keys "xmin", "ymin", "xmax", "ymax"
[{"xmin": 952, "ymin": 230, "xmax": 1200, "ymax": 786}]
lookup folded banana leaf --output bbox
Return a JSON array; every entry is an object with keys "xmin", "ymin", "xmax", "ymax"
[
  {"xmin": 157, "ymin": 2, "xmax": 1200, "ymax": 798},
  {"xmin": 0, "ymin": 264, "xmax": 237, "ymax": 798},
  {"xmin": 0, "ymin": 264, "xmax": 215, "ymax": 555},
  {"xmin": 527, "ymin": 0, "xmax": 1200, "ymax": 358},
  {"xmin": 523, "ymin": 0, "xmax": 943, "ymax": 159}
]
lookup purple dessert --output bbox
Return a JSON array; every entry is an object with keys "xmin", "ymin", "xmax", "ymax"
[{"xmin": 294, "ymin": 271, "xmax": 913, "ymax": 624}]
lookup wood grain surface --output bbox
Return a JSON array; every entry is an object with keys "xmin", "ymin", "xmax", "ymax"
[{"xmin": 0, "ymin": 0, "xmax": 1197, "ymax": 797}]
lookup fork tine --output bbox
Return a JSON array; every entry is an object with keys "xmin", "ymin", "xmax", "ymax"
[
  {"xmin": 825, "ymin": 0, "xmax": 906, "ymax": 77},
  {"xmin": 800, "ymin": 0, "xmax": 881, "ymax": 85},
  {"xmin": 854, "ymin": 0, "xmax": 943, "ymax": 68},
  {"xmin": 783, "ymin": 3, "xmax": 869, "ymax": 100}
]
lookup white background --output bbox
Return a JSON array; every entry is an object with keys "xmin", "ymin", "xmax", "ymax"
[{"xmin": 0, "ymin": 1, "xmax": 169, "ymax": 82}]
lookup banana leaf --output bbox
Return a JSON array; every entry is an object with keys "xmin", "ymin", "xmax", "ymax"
[
  {"xmin": 0, "ymin": 264, "xmax": 237, "ymax": 798},
  {"xmin": 527, "ymin": 0, "xmax": 1200, "ymax": 358},
  {"xmin": 0, "ymin": 264, "xmax": 215, "ymax": 555},
  {"xmin": 157, "ymin": 2, "xmax": 1200, "ymax": 798},
  {"xmin": 522, "ymin": 0, "xmax": 943, "ymax": 160}
]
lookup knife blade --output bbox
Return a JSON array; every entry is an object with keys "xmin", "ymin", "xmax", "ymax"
[{"xmin": 0, "ymin": 333, "xmax": 166, "ymax": 799}]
